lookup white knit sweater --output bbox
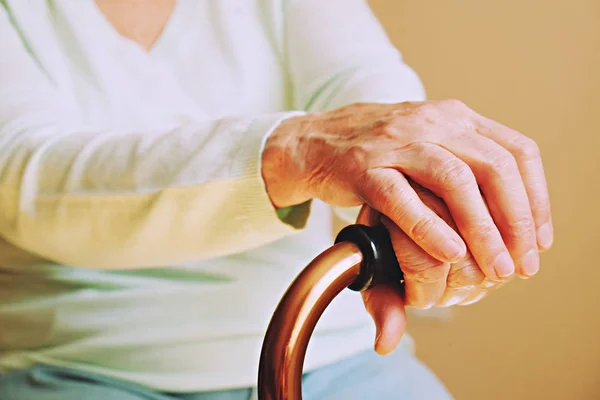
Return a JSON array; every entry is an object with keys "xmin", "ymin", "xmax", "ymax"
[{"xmin": 0, "ymin": 0, "xmax": 425, "ymax": 391}]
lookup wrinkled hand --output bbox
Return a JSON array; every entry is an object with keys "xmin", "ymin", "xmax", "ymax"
[
  {"xmin": 361, "ymin": 182, "xmax": 511, "ymax": 355},
  {"xmin": 264, "ymin": 100, "xmax": 553, "ymax": 280},
  {"xmin": 263, "ymin": 100, "xmax": 554, "ymax": 354},
  {"xmin": 385, "ymin": 180, "xmax": 507, "ymax": 309}
]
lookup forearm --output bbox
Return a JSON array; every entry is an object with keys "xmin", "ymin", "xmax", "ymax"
[{"xmin": 0, "ymin": 113, "xmax": 310, "ymax": 268}]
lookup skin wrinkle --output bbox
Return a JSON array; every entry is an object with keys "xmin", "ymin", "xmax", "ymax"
[
  {"xmin": 380, "ymin": 178, "xmax": 501, "ymax": 308},
  {"xmin": 278, "ymin": 96, "xmax": 547, "ymax": 312},
  {"xmin": 45, "ymin": 0, "xmax": 556, "ymax": 369},
  {"xmin": 0, "ymin": 0, "xmax": 553, "ymax": 389}
]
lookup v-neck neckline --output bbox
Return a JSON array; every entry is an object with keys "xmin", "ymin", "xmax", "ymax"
[{"xmin": 91, "ymin": 0, "xmax": 189, "ymax": 58}]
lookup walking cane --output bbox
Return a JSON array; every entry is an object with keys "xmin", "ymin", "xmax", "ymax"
[{"xmin": 257, "ymin": 206, "xmax": 405, "ymax": 400}]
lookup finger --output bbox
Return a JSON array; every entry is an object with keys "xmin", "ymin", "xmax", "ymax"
[
  {"xmin": 439, "ymin": 252, "xmax": 486, "ymax": 307},
  {"xmin": 439, "ymin": 132, "xmax": 539, "ymax": 278},
  {"xmin": 475, "ymin": 115, "xmax": 554, "ymax": 252},
  {"xmin": 457, "ymin": 277, "xmax": 506, "ymax": 306},
  {"xmin": 380, "ymin": 215, "xmax": 450, "ymax": 309},
  {"xmin": 457, "ymin": 289, "xmax": 488, "ymax": 306},
  {"xmin": 361, "ymin": 283, "xmax": 406, "ymax": 356},
  {"xmin": 395, "ymin": 143, "xmax": 513, "ymax": 281},
  {"xmin": 404, "ymin": 182, "xmax": 486, "ymax": 307},
  {"xmin": 360, "ymin": 168, "xmax": 467, "ymax": 263}
]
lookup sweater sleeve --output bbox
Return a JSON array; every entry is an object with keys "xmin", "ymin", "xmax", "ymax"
[
  {"xmin": 284, "ymin": 0, "xmax": 428, "ymax": 224},
  {"xmin": 0, "ymin": 6, "xmax": 307, "ymax": 269}
]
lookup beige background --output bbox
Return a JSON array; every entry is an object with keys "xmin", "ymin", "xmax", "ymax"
[{"xmin": 367, "ymin": 0, "xmax": 600, "ymax": 399}]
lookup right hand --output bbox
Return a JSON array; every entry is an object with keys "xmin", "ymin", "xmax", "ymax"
[{"xmin": 262, "ymin": 100, "xmax": 553, "ymax": 283}]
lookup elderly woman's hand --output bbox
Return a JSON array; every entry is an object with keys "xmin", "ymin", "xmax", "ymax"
[
  {"xmin": 263, "ymin": 99, "xmax": 553, "ymax": 354},
  {"xmin": 263, "ymin": 100, "xmax": 553, "ymax": 281}
]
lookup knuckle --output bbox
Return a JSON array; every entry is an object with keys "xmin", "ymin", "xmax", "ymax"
[
  {"xmin": 508, "ymin": 215, "xmax": 536, "ymax": 235},
  {"xmin": 380, "ymin": 123, "xmax": 398, "ymax": 139},
  {"xmin": 480, "ymin": 277, "xmax": 504, "ymax": 289},
  {"xmin": 412, "ymin": 102, "xmax": 440, "ymax": 119},
  {"xmin": 503, "ymin": 217, "xmax": 536, "ymax": 242},
  {"xmin": 408, "ymin": 215, "xmax": 438, "ymax": 242},
  {"xmin": 463, "ymin": 222, "xmax": 498, "ymax": 244},
  {"xmin": 512, "ymin": 136, "xmax": 540, "ymax": 159},
  {"xmin": 405, "ymin": 262, "xmax": 449, "ymax": 285},
  {"xmin": 434, "ymin": 159, "xmax": 476, "ymax": 192},
  {"xmin": 527, "ymin": 193, "xmax": 552, "ymax": 223},
  {"xmin": 367, "ymin": 176, "xmax": 414, "ymax": 220},
  {"xmin": 533, "ymin": 202, "xmax": 552, "ymax": 223},
  {"xmin": 405, "ymin": 289, "xmax": 442, "ymax": 310},
  {"xmin": 439, "ymin": 98, "xmax": 469, "ymax": 112},
  {"xmin": 343, "ymin": 146, "xmax": 370, "ymax": 175},
  {"xmin": 404, "ymin": 255, "xmax": 447, "ymax": 273},
  {"xmin": 447, "ymin": 260, "xmax": 485, "ymax": 288},
  {"xmin": 371, "ymin": 183, "xmax": 394, "ymax": 208},
  {"xmin": 484, "ymin": 149, "xmax": 519, "ymax": 177}
]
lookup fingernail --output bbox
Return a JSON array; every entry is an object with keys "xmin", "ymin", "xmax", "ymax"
[
  {"xmin": 493, "ymin": 252, "xmax": 515, "ymax": 278},
  {"xmin": 442, "ymin": 239, "xmax": 464, "ymax": 261},
  {"xmin": 537, "ymin": 223, "xmax": 553, "ymax": 250},
  {"xmin": 520, "ymin": 250, "xmax": 540, "ymax": 277}
]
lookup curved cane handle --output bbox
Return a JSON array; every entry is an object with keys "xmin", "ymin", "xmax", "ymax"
[
  {"xmin": 335, "ymin": 208, "xmax": 404, "ymax": 291},
  {"xmin": 257, "ymin": 205, "xmax": 404, "ymax": 400}
]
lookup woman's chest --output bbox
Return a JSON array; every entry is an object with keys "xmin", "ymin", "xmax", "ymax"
[
  {"xmin": 93, "ymin": 0, "xmax": 177, "ymax": 52},
  {"xmin": 24, "ymin": 1, "xmax": 290, "ymax": 127}
]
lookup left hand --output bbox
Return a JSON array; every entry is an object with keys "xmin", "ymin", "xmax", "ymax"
[{"xmin": 361, "ymin": 180, "xmax": 516, "ymax": 355}]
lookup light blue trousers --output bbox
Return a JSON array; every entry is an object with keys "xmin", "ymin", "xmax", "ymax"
[{"xmin": 0, "ymin": 349, "xmax": 453, "ymax": 400}]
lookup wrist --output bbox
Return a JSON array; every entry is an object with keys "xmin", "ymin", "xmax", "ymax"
[{"xmin": 262, "ymin": 115, "xmax": 314, "ymax": 209}]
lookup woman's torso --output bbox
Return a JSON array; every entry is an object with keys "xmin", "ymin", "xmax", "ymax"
[{"xmin": 0, "ymin": 0, "xmax": 379, "ymax": 391}]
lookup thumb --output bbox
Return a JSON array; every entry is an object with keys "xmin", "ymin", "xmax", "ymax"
[{"xmin": 361, "ymin": 283, "xmax": 406, "ymax": 356}]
